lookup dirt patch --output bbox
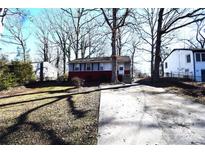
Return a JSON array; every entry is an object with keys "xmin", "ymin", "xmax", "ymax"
[
  {"xmin": 137, "ymin": 78, "xmax": 205, "ymax": 105},
  {"xmin": 0, "ymin": 85, "xmax": 100, "ymax": 145}
]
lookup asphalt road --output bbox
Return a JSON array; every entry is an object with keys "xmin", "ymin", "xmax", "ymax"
[{"xmin": 97, "ymin": 84, "xmax": 205, "ymax": 145}]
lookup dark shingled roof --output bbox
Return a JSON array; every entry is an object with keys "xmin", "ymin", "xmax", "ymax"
[{"xmin": 70, "ymin": 56, "xmax": 131, "ymax": 64}]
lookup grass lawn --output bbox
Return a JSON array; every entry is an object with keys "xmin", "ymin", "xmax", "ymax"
[{"xmin": 0, "ymin": 85, "xmax": 100, "ymax": 144}]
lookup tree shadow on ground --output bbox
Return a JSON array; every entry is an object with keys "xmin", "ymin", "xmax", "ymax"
[
  {"xmin": 0, "ymin": 83, "xmax": 139, "ymax": 144},
  {"xmin": 67, "ymin": 96, "xmax": 89, "ymax": 119},
  {"xmin": 25, "ymin": 81, "xmax": 73, "ymax": 88},
  {"xmin": 0, "ymin": 87, "xmax": 77, "ymax": 100},
  {"xmin": 0, "ymin": 96, "xmax": 72, "ymax": 144},
  {"xmin": 0, "ymin": 84, "xmax": 139, "ymax": 109}
]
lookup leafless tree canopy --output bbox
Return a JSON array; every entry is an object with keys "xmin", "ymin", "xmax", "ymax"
[
  {"xmin": 1, "ymin": 9, "xmax": 30, "ymax": 62},
  {"xmin": 1, "ymin": 8, "xmax": 205, "ymax": 82}
]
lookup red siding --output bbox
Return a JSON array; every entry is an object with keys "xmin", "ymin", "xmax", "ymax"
[
  {"xmin": 69, "ymin": 70, "xmax": 130, "ymax": 82},
  {"xmin": 69, "ymin": 71, "xmax": 112, "ymax": 82},
  {"xmin": 125, "ymin": 70, "xmax": 130, "ymax": 74}
]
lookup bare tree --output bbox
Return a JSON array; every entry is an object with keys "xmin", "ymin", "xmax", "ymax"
[
  {"xmin": 101, "ymin": 8, "xmax": 130, "ymax": 83},
  {"xmin": 0, "ymin": 8, "xmax": 23, "ymax": 25},
  {"xmin": 80, "ymin": 20, "xmax": 107, "ymax": 59},
  {"xmin": 128, "ymin": 40, "xmax": 141, "ymax": 80},
  {"xmin": 46, "ymin": 9, "xmax": 72, "ymax": 75},
  {"xmin": 152, "ymin": 8, "xmax": 205, "ymax": 82},
  {"xmin": 132, "ymin": 9, "xmax": 176, "ymax": 80},
  {"xmin": 184, "ymin": 21, "xmax": 205, "ymax": 48},
  {"xmin": 61, "ymin": 8, "xmax": 100, "ymax": 59},
  {"xmin": 1, "ymin": 11, "xmax": 30, "ymax": 62},
  {"xmin": 34, "ymin": 13, "xmax": 52, "ymax": 62},
  {"xmin": 133, "ymin": 9, "xmax": 158, "ymax": 79}
]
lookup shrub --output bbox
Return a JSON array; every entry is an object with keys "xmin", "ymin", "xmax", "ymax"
[
  {"xmin": 70, "ymin": 77, "xmax": 84, "ymax": 87},
  {"xmin": 0, "ymin": 61, "xmax": 16, "ymax": 90},
  {"xmin": 11, "ymin": 61, "xmax": 34, "ymax": 85},
  {"xmin": 0, "ymin": 60, "xmax": 35, "ymax": 90},
  {"xmin": 0, "ymin": 73, "xmax": 16, "ymax": 90},
  {"xmin": 0, "ymin": 60, "xmax": 15, "ymax": 90},
  {"xmin": 58, "ymin": 73, "xmax": 69, "ymax": 81}
]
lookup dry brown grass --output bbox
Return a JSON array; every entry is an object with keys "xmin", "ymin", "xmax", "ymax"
[
  {"xmin": 166, "ymin": 82, "xmax": 205, "ymax": 105},
  {"xmin": 0, "ymin": 86, "xmax": 100, "ymax": 145}
]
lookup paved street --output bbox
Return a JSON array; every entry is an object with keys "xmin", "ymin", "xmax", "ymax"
[{"xmin": 97, "ymin": 84, "xmax": 205, "ymax": 144}]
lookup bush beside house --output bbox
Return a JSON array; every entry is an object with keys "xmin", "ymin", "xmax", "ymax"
[
  {"xmin": 0, "ymin": 61, "xmax": 35, "ymax": 90},
  {"xmin": 0, "ymin": 61, "xmax": 16, "ymax": 90}
]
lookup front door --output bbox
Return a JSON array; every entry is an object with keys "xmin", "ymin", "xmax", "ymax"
[
  {"xmin": 201, "ymin": 70, "xmax": 205, "ymax": 82},
  {"xmin": 118, "ymin": 65, "xmax": 124, "ymax": 75}
]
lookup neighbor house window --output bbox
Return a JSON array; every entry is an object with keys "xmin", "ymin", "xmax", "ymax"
[
  {"xmin": 186, "ymin": 54, "xmax": 191, "ymax": 63},
  {"xmin": 196, "ymin": 53, "xmax": 201, "ymax": 62},
  {"xmin": 202, "ymin": 53, "xmax": 205, "ymax": 62},
  {"xmin": 185, "ymin": 69, "xmax": 189, "ymax": 73},
  {"xmin": 165, "ymin": 62, "xmax": 168, "ymax": 68},
  {"xmin": 74, "ymin": 64, "xmax": 80, "ymax": 71},
  {"xmin": 185, "ymin": 69, "xmax": 189, "ymax": 76}
]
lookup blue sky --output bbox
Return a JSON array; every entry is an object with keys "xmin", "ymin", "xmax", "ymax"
[{"xmin": 0, "ymin": 8, "xmax": 42, "ymax": 61}]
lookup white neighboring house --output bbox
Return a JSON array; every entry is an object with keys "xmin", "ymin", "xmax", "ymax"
[
  {"xmin": 32, "ymin": 62, "xmax": 58, "ymax": 81},
  {"xmin": 163, "ymin": 48, "xmax": 205, "ymax": 82}
]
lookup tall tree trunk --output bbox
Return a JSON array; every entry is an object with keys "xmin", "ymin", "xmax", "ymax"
[
  {"xmin": 22, "ymin": 46, "xmax": 26, "ymax": 62},
  {"xmin": 153, "ymin": 8, "xmax": 164, "ymax": 82},
  {"xmin": 43, "ymin": 40, "xmax": 49, "ymax": 62},
  {"xmin": 63, "ymin": 48, "xmax": 66, "ymax": 75},
  {"xmin": 76, "ymin": 25, "xmax": 79, "ymax": 59},
  {"xmin": 117, "ymin": 28, "xmax": 122, "ymax": 56},
  {"xmin": 151, "ymin": 43, "xmax": 154, "ymax": 82},
  {"xmin": 111, "ymin": 9, "xmax": 118, "ymax": 83},
  {"xmin": 56, "ymin": 48, "xmax": 60, "ymax": 78},
  {"xmin": 21, "ymin": 41, "xmax": 26, "ymax": 62}
]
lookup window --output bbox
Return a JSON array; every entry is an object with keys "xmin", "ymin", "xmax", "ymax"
[
  {"xmin": 186, "ymin": 54, "xmax": 191, "ymax": 63},
  {"xmin": 196, "ymin": 53, "xmax": 201, "ymax": 62},
  {"xmin": 119, "ymin": 66, "xmax": 123, "ymax": 70},
  {"xmin": 86, "ymin": 63, "xmax": 92, "ymax": 71},
  {"xmin": 69, "ymin": 63, "xmax": 73, "ymax": 71},
  {"xmin": 202, "ymin": 54, "xmax": 205, "ymax": 62},
  {"xmin": 74, "ymin": 64, "xmax": 80, "ymax": 71},
  {"xmin": 100, "ymin": 63, "xmax": 104, "ymax": 70},
  {"xmin": 185, "ymin": 69, "xmax": 189, "ymax": 73},
  {"xmin": 93, "ymin": 63, "xmax": 98, "ymax": 71},
  {"xmin": 165, "ymin": 62, "xmax": 168, "ymax": 69},
  {"xmin": 81, "ymin": 63, "xmax": 85, "ymax": 71}
]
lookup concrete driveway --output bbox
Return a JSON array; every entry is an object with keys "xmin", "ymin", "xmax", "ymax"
[{"xmin": 97, "ymin": 84, "xmax": 205, "ymax": 145}]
